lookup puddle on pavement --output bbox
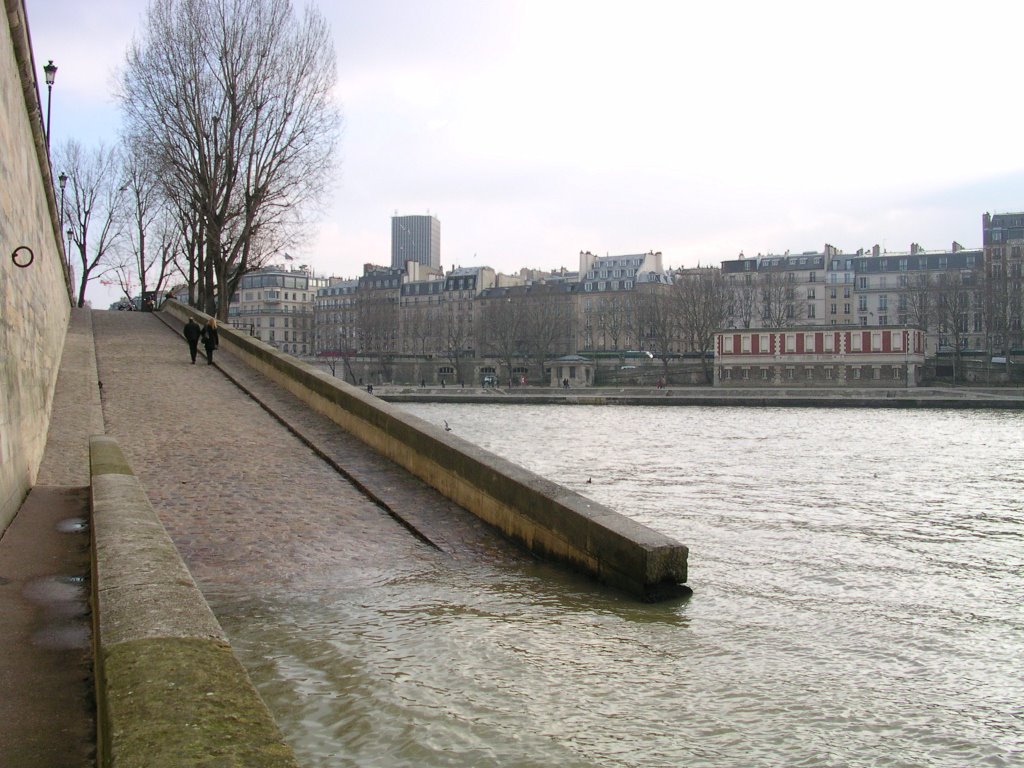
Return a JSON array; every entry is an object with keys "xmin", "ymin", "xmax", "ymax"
[{"xmin": 56, "ymin": 517, "xmax": 89, "ymax": 533}]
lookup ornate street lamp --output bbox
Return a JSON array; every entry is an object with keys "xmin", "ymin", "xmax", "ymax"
[
  {"xmin": 58, "ymin": 171, "xmax": 67, "ymax": 224},
  {"xmin": 43, "ymin": 60, "xmax": 57, "ymax": 157}
]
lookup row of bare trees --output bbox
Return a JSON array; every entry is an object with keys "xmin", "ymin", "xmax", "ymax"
[{"xmin": 54, "ymin": 0, "xmax": 340, "ymax": 314}]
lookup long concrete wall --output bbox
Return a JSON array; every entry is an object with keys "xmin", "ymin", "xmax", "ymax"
[
  {"xmin": 90, "ymin": 435, "xmax": 298, "ymax": 767},
  {"xmin": 0, "ymin": 0, "xmax": 73, "ymax": 530},
  {"xmin": 164, "ymin": 300, "xmax": 690, "ymax": 600}
]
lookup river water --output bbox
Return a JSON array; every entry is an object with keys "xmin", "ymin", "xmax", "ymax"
[{"xmin": 213, "ymin": 404, "xmax": 1023, "ymax": 767}]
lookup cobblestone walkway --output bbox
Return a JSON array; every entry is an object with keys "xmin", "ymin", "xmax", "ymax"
[{"xmin": 91, "ymin": 311, "xmax": 525, "ymax": 598}]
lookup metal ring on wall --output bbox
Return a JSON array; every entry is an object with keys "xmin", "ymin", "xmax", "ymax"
[{"xmin": 12, "ymin": 246, "xmax": 35, "ymax": 268}]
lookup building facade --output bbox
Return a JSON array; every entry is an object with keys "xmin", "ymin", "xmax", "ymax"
[
  {"xmin": 714, "ymin": 326, "xmax": 926, "ymax": 387},
  {"xmin": 228, "ymin": 264, "xmax": 329, "ymax": 356},
  {"xmin": 982, "ymin": 211, "xmax": 1024, "ymax": 359},
  {"xmin": 391, "ymin": 214, "xmax": 441, "ymax": 270}
]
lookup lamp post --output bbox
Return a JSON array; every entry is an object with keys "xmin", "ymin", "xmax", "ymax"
[
  {"xmin": 43, "ymin": 60, "xmax": 57, "ymax": 158},
  {"xmin": 58, "ymin": 171, "xmax": 67, "ymax": 225},
  {"xmin": 66, "ymin": 227, "xmax": 75, "ymax": 303}
]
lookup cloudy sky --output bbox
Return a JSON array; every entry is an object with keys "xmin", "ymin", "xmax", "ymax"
[{"xmin": 25, "ymin": 0, "xmax": 1024, "ymax": 307}]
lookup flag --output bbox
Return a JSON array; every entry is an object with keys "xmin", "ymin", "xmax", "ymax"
[{"xmin": 283, "ymin": 252, "xmax": 294, "ymax": 261}]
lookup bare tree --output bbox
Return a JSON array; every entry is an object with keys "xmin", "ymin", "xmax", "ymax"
[
  {"xmin": 116, "ymin": 143, "xmax": 180, "ymax": 302},
  {"xmin": 479, "ymin": 293, "xmax": 525, "ymax": 387},
  {"xmin": 520, "ymin": 286, "xmax": 574, "ymax": 383},
  {"xmin": 902, "ymin": 272, "xmax": 934, "ymax": 331},
  {"xmin": 57, "ymin": 140, "xmax": 123, "ymax": 307},
  {"xmin": 933, "ymin": 270, "xmax": 975, "ymax": 384},
  {"xmin": 759, "ymin": 271, "xmax": 803, "ymax": 328},
  {"xmin": 730, "ymin": 274, "xmax": 758, "ymax": 329},
  {"xmin": 675, "ymin": 269, "xmax": 732, "ymax": 383},
  {"xmin": 439, "ymin": 302, "xmax": 473, "ymax": 384},
  {"xmin": 121, "ymin": 0, "xmax": 341, "ymax": 319},
  {"xmin": 635, "ymin": 284, "xmax": 678, "ymax": 379},
  {"xmin": 355, "ymin": 292, "xmax": 398, "ymax": 382},
  {"xmin": 592, "ymin": 293, "xmax": 631, "ymax": 357}
]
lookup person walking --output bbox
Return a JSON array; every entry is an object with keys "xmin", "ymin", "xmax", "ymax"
[
  {"xmin": 183, "ymin": 317, "xmax": 202, "ymax": 364},
  {"xmin": 200, "ymin": 318, "xmax": 219, "ymax": 365}
]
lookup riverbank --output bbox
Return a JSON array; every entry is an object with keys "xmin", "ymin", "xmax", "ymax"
[{"xmin": 374, "ymin": 384, "xmax": 1024, "ymax": 409}]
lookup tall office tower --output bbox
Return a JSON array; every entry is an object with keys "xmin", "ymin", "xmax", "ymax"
[{"xmin": 391, "ymin": 214, "xmax": 441, "ymax": 270}]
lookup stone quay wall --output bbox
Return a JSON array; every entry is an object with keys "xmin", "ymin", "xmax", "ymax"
[
  {"xmin": 164, "ymin": 300, "xmax": 690, "ymax": 600},
  {"xmin": 90, "ymin": 435, "xmax": 298, "ymax": 768},
  {"xmin": 0, "ymin": 1, "xmax": 73, "ymax": 530}
]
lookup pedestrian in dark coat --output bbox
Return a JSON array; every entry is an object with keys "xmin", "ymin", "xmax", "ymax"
[
  {"xmin": 200, "ymin": 318, "xmax": 219, "ymax": 365},
  {"xmin": 183, "ymin": 318, "xmax": 202, "ymax": 364}
]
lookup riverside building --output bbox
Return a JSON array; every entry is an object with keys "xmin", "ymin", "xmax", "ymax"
[{"xmin": 228, "ymin": 263, "xmax": 329, "ymax": 356}]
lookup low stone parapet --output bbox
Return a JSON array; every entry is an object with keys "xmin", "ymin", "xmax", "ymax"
[
  {"xmin": 161, "ymin": 300, "xmax": 690, "ymax": 601},
  {"xmin": 89, "ymin": 435, "xmax": 298, "ymax": 767}
]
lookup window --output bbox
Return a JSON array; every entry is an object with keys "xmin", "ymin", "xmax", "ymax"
[
  {"xmin": 807, "ymin": 288, "xmax": 816, "ymax": 299},
  {"xmin": 761, "ymin": 368, "xmax": 769, "ymax": 380},
  {"xmin": 824, "ymin": 334, "xmax": 834, "ymax": 352},
  {"xmin": 858, "ymin": 277, "xmax": 868, "ymax": 289},
  {"xmin": 804, "ymin": 333, "xmax": 815, "ymax": 351},
  {"xmin": 808, "ymin": 304, "xmax": 816, "ymax": 319},
  {"xmin": 858, "ymin": 296, "xmax": 868, "ymax": 312},
  {"xmin": 851, "ymin": 333, "xmax": 862, "ymax": 351},
  {"xmin": 843, "ymin": 286, "xmax": 851, "ymax": 298}
]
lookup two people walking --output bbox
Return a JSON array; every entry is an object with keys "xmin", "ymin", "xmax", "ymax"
[{"xmin": 183, "ymin": 317, "xmax": 219, "ymax": 365}]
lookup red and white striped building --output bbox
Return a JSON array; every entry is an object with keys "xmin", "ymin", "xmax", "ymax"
[{"xmin": 714, "ymin": 326, "xmax": 926, "ymax": 387}]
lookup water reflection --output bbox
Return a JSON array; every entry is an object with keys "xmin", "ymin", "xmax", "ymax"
[{"xmin": 213, "ymin": 405, "xmax": 1023, "ymax": 767}]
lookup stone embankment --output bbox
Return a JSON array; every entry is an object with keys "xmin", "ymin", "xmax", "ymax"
[
  {"xmin": 161, "ymin": 299, "xmax": 691, "ymax": 600},
  {"xmin": 90, "ymin": 436, "xmax": 298, "ymax": 767},
  {"xmin": 374, "ymin": 384, "xmax": 1024, "ymax": 409}
]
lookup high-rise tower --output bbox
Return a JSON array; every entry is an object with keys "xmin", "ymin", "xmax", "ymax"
[{"xmin": 391, "ymin": 214, "xmax": 441, "ymax": 270}]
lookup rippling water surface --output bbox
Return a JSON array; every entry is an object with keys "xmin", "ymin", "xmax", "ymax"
[{"xmin": 214, "ymin": 405, "xmax": 1023, "ymax": 767}]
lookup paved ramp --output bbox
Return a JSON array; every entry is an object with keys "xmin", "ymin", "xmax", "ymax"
[{"xmin": 90, "ymin": 311, "xmax": 527, "ymax": 596}]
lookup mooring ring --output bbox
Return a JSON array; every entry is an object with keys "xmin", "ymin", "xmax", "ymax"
[{"xmin": 12, "ymin": 246, "xmax": 34, "ymax": 268}]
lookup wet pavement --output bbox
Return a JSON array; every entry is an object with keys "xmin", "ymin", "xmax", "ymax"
[{"xmin": 0, "ymin": 309, "xmax": 99, "ymax": 768}]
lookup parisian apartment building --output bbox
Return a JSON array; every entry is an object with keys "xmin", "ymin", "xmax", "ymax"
[{"xmin": 235, "ymin": 211, "xmax": 1023, "ymax": 382}]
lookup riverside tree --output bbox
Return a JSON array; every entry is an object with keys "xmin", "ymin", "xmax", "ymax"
[
  {"xmin": 674, "ymin": 268, "xmax": 732, "ymax": 384},
  {"xmin": 56, "ymin": 140, "xmax": 123, "ymax": 307},
  {"xmin": 119, "ymin": 0, "xmax": 341, "ymax": 318}
]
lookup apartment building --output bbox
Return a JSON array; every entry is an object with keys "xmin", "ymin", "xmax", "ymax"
[
  {"xmin": 982, "ymin": 211, "xmax": 1024, "ymax": 357},
  {"xmin": 714, "ymin": 326, "xmax": 926, "ymax": 387},
  {"xmin": 228, "ymin": 264, "xmax": 329, "ymax": 355},
  {"xmin": 314, "ymin": 277, "xmax": 359, "ymax": 355}
]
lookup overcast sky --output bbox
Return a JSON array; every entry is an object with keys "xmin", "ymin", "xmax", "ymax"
[{"xmin": 25, "ymin": 0, "xmax": 1024, "ymax": 307}]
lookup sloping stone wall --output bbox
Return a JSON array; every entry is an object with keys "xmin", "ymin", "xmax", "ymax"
[{"xmin": 0, "ymin": 1, "xmax": 72, "ymax": 529}]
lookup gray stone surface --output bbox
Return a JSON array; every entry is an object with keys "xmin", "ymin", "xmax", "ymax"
[{"xmin": 91, "ymin": 310, "xmax": 525, "ymax": 600}]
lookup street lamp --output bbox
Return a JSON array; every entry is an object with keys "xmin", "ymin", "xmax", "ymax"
[
  {"xmin": 58, "ymin": 171, "xmax": 67, "ymax": 226},
  {"xmin": 66, "ymin": 227, "xmax": 74, "ymax": 301},
  {"xmin": 43, "ymin": 60, "xmax": 57, "ymax": 158}
]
